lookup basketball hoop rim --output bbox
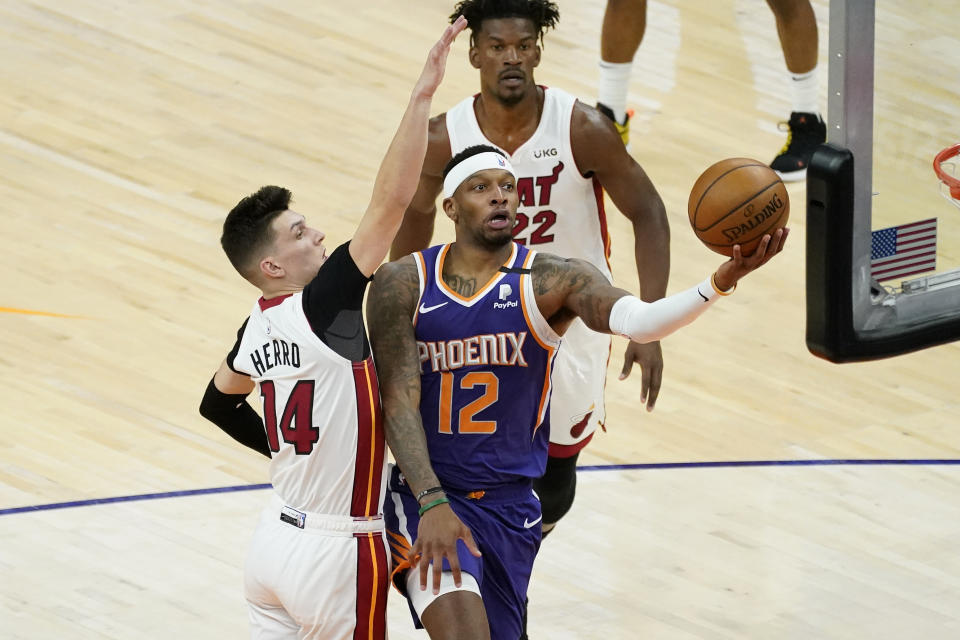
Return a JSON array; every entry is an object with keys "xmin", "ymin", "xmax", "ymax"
[{"xmin": 934, "ymin": 143, "xmax": 960, "ymax": 199}]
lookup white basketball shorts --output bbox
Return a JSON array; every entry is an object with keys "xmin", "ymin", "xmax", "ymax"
[
  {"xmin": 243, "ymin": 494, "xmax": 389, "ymax": 640},
  {"xmin": 548, "ymin": 317, "xmax": 611, "ymax": 456}
]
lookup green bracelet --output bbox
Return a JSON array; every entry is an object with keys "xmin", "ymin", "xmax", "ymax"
[{"xmin": 418, "ymin": 496, "xmax": 449, "ymax": 516}]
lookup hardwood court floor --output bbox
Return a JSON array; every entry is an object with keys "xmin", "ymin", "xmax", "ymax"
[{"xmin": 2, "ymin": 0, "xmax": 960, "ymax": 638}]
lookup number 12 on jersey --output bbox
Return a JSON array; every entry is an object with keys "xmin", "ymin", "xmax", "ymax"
[{"xmin": 437, "ymin": 371, "xmax": 500, "ymax": 435}]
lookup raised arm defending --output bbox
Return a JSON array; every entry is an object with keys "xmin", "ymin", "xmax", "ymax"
[{"xmin": 351, "ymin": 17, "xmax": 467, "ymax": 276}]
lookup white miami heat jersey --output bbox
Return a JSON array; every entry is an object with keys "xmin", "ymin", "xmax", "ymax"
[
  {"xmin": 446, "ymin": 87, "xmax": 611, "ymax": 280},
  {"xmin": 230, "ymin": 294, "xmax": 387, "ymax": 517},
  {"xmin": 446, "ymin": 87, "xmax": 614, "ymax": 450}
]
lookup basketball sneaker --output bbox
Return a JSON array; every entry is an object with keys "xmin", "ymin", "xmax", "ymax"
[
  {"xmin": 596, "ymin": 102, "xmax": 633, "ymax": 147},
  {"xmin": 770, "ymin": 111, "xmax": 826, "ymax": 182}
]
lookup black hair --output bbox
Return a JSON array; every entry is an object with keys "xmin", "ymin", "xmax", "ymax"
[
  {"xmin": 450, "ymin": 0, "xmax": 560, "ymax": 46},
  {"xmin": 220, "ymin": 185, "xmax": 292, "ymax": 280},
  {"xmin": 443, "ymin": 144, "xmax": 507, "ymax": 179}
]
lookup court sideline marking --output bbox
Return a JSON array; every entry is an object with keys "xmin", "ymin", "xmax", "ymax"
[{"xmin": 3, "ymin": 458, "xmax": 960, "ymax": 517}]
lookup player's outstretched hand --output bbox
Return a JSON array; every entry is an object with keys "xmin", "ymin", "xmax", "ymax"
[
  {"xmin": 713, "ymin": 227, "xmax": 789, "ymax": 291},
  {"xmin": 411, "ymin": 502, "xmax": 481, "ymax": 594},
  {"xmin": 618, "ymin": 341, "xmax": 663, "ymax": 412},
  {"xmin": 413, "ymin": 15, "xmax": 468, "ymax": 99}
]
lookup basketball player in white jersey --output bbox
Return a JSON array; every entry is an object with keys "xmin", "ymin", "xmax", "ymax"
[
  {"xmin": 197, "ymin": 19, "xmax": 480, "ymax": 639},
  {"xmin": 389, "ymin": 0, "xmax": 670, "ymax": 552}
]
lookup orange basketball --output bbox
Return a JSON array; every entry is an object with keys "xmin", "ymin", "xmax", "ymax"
[{"xmin": 687, "ymin": 158, "xmax": 789, "ymax": 256}]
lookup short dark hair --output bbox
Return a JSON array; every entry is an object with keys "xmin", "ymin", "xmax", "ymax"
[
  {"xmin": 443, "ymin": 144, "xmax": 507, "ymax": 179},
  {"xmin": 450, "ymin": 0, "xmax": 560, "ymax": 46},
  {"xmin": 221, "ymin": 185, "xmax": 292, "ymax": 280}
]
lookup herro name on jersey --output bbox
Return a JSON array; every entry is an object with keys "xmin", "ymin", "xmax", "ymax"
[{"xmin": 249, "ymin": 339, "xmax": 301, "ymax": 376}]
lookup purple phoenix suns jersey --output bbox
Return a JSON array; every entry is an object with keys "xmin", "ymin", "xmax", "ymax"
[{"xmin": 411, "ymin": 242, "xmax": 561, "ymax": 490}]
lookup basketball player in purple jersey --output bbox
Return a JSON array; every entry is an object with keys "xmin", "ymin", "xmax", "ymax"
[
  {"xmin": 368, "ymin": 145, "xmax": 787, "ymax": 640},
  {"xmin": 197, "ymin": 20, "xmax": 478, "ymax": 639},
  {"xmin": 388, "ymin": 0, "xmax": 671, "ymax": 550}
]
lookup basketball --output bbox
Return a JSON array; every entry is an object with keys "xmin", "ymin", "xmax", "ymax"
[{"xmin": 687, "ymin": 158, "xmax": 790, "ymax": 256}]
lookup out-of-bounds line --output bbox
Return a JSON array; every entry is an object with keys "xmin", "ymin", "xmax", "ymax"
[
  {"xmin": 577, "ymin": 458, "xmax": 960, "ymax": 471},
  {"xmin": 4, "ymin": 459, "xmax": 960, "ymax": 517},
  {"xmin": 0, "ymin": 483, "xmax": 272, "ymax": 516}
]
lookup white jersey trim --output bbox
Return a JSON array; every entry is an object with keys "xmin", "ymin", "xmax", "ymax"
[
  {"xmin": 519, "ymin": 250, "xmax": 562, "ymax": 348},
  {"xmin": 411, "ymin": 252, "xmax": 428, "ymax": 326}
]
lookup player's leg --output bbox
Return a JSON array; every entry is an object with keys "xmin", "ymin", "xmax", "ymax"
[
  {"xmin": 246, "ymin": 497, "xmax": 389, "ymax": 640},
  {"xmin": 246, "ymin": 601, "xmax": 300, "ymax": 640},
  {"xmin": 244, "ymin": 512, "xmax": 301, "ymax": 639},
  {"xmin": 526, "ymin": 453, "xmax": 576, "ymax": 637},
  {"xmin": 533, "ymin": 451, "xmax": 579, "ymax": 537},
  {"xmin": 598, "ymin": 0, "xmax": 647, "ymax": 144},
  {"xmin": 474, "ymin": 489, "xmax": 541, "ymax": 640},
  {"xmin": 417, "ymin": 581, "xmax": 490, "ymax": 640},
  {"xmin": 540, "ymin": 321, "xmax": 609, "ymax": 535},
  {"xmin": 766, "ymin": 0, "xmax": 825, "ymax": 181},
  {"xmin": 383, "ymin": 465, "xmax": 489, "ymax": 639},
  {"xmin": 289, "ymin": 532, "xmax": 387, "ymax": 640},
  {"xmin": 525, "ymin": 326, "xmax": 608, "ymax": 637},
  {"xmin": 245, "ymin": 564, "xmax": 299, "ymax": 640}
]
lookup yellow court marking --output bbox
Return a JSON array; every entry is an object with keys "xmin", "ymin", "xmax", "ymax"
[{"xmin": 0, "ymin": 307, "xmax": 87, "ymax": 319}]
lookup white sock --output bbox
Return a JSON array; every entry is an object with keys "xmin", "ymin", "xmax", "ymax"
[
  {"xmin": 790, "ymin": 67, "xmax": 820, "ymax": 115},
  {"xmin": 597, "ymin": 60, "xmax": 633, "ymax": 123}
]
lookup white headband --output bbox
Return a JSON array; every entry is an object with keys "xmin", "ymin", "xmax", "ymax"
[{"xmin": 442, "ymin": 152, "xmax": 517, "ymax": 198}]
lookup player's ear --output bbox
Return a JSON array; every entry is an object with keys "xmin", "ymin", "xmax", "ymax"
[
  {"xmin": 532, "ymin": 44, "xmax": 541, "ymax": 68},
  {"xmin": 468, "ymin": 43, "xmax": 481, "ymax": 69},
  {"xmin": 259, "ymin": 257, "xmax": 284, "ymax": 280},
  {"xmin": 442, "ymin": 197, "xmax": 459, "ymax": 223}
]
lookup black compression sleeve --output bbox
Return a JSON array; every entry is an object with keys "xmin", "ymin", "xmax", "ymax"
[
  {"xmin": 198, "ymin": 378, "xmax": 271, "ymax": 458},
  {"xmin": 301, "ymin": 241, "xmax": 372, "ymax": 361}
]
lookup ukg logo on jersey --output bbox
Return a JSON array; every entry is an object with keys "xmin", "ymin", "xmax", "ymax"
[{"xmin": 494, "ymin": 283, "xmax": 517, "ymax": 309}]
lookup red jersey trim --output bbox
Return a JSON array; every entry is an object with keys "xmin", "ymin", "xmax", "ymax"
[
  {"xmin": 258, "ymin": 293, "xmax": 293, "ymax": 312},
  {"xmin": 593, "ymin": 176, "xmax": 612, "ymax": 270},
  {"xmin": 354, "ymin": 533, "xmax": 388, "ymax": 640},
  {"xmin": 350, "ymin": 357, "xmax": 385, "ymax": 518},
  {"xmin": 548, "ymin": 431, "xmax": 595, "ymax": 458}
]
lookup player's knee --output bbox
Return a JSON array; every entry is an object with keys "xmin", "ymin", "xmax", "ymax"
[
  {"xmin": 534, "ymin": 454, "xmax": 579, "ymax": 526},
  {"xmin": 537, "ymin": 477, "xmax": 576, "ymax": 525},
  {"xmin": 420, "ymin": 589, "xmax": 489, "ymax": 640}
]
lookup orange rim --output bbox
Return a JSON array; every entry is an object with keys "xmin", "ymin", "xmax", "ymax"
[{"xmin": 933, "ymin": 144, "xmax": 960, "ymax": 199}]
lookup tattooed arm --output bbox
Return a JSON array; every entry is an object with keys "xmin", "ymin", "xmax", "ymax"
[
  {"xmin": 532, "ymin": 253, "xmax": 632, "ymax": 336},
  {"xmin": 367, "ymin": 257, "xmax": 480, "ymax": 591},
  {"xmin": 532, "ymin": 228, "xmax": 788, "ymax": 342},
  {"xmin": 367, "ymin": 258, "xmax": 440, "ymax": 494}
]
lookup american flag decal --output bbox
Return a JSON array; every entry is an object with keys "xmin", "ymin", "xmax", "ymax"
[{"xmin": 870, "ymin": 218, "xmax": 937, "ymax": 282}]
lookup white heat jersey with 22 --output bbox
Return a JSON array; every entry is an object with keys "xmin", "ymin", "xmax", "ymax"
[
  {"xmin": 446, "ymin": 87, "xmax": 611, "ymax": 279},
  {"xmin": 446, "ymin": 87, "xmax": 613, "ymax": 452},
  {"xmin": 230, "ymin": 293, "xmax": 387, "ymax": 517}
]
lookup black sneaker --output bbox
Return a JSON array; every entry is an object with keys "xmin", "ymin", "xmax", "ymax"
[
  {"xmin": 596, "ymin": 102, "xmax": 633, "ymax": 147},
  {"xmin": 770, "ymin": 111, "xmax": 826, "ymax": 182}
]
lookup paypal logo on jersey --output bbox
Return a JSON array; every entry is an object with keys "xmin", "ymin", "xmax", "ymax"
[{"xmin": 494, "ymin": 283, "xmax": 518, "ymax": 309}]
